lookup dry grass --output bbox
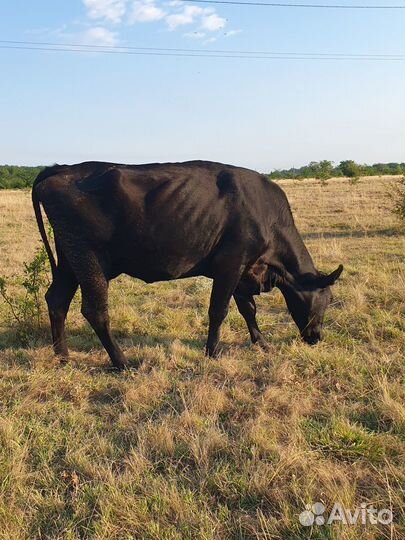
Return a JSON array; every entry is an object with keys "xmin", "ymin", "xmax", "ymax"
[{"xmin": 0, "ymin": 175, "xmax": 404, "ymax": 540}]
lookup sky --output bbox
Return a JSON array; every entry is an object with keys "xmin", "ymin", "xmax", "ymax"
[{"xmin": 0, "ymin": 0, "xmax": 404, "ymax": 172}]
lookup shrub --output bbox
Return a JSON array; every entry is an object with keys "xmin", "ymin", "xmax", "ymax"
[
  {"xmin": 392, "ymin": 176, "xmax": 405, "ymax": 227},
  {"xmin": 0, "ymin": 165, "xmax": 44, "ymax": 189},
  {"xmin": 0, "ymin": 245, "xmax": 50, "ymax": 343},
  {"xmin": 315, "ymin": 160, "xmax": 334, "ymax": 183},
  {"xmin": 338, "ymin": 160, "xmax": 361, "ymax": 178}
]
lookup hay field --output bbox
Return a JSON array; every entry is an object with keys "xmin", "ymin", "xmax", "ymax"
[{"xmin": 0, "ymin": 176, "xmax": 404, "ymax": 540}]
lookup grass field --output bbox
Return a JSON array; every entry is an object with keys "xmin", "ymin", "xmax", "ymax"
[{"xmin": 0, "ymin": 176, "xmax": 404, "ymax": 540}]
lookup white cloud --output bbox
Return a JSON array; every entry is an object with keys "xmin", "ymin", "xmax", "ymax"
[
  {"xmin": 166, "ymin": 5, "xmax": 207, "ymax": 29},
  {"xmin": 224, "ymin": 29, "xmax": 241, "ymax": 37},
  {"xmin": 82, "ymin": 26, "xmax": 119, "ymax": 45},
  {"xmin": 83, "ymin": 0, "xmax": 127, "ymax": 23},
  {"xmin": 200, "ymin": 13, "xmax": 225, "ymax": 32},
  {"xmin": 80, "ymin": 0, "xmax": 228, "ymax": 39},
  {"xmin": 130, "ymin": 0, "xmax": 166, "ymax": 22},
  {"xmin": 165, "ymin": 5, "xmax": 226, "ymax": 32}
]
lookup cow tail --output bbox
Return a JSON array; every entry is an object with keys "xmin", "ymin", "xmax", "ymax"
[{"xmin": 32, "ymin": 183, "xmax": 57, "ymax": 279}]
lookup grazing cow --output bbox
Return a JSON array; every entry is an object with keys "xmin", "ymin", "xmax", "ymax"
[{"xmin": 32, "ymin": 161, "xmax": 343, "ymax": 370}]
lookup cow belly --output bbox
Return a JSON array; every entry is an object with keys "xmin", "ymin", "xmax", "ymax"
[
  {"xmin": 109, "ymin": 236, "xmax": 213, "ymax": 282},
  {"xmin": 110, "ymin": 206, "xmax": 226, "ymax": 281}
]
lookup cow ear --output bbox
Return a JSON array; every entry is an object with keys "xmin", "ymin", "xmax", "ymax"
[{"xmin": 317, "ymin": 264, "xmax": 344, "ymax": 288}]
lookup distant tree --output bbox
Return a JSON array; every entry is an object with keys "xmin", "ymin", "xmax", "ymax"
[
  {"xmin": 268, "ymin": 161, "xmax": 405, "ymax": 181},
  {"xmin": 388, "ymin": 163, "xmax": 404, "ymax": 175},
  {"xmin": 338, "ymin": 160, "xmax": 361, "ymax": 178},
  {"xmin": 315, "ymin": 160, "xmax": 334, "ymax": 181},
  {"xmin": 0, "ymin": 165, "xmax": 44, "ymax": 189}
]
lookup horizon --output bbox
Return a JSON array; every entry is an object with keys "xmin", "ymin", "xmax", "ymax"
[{"xmin": 1, "ymin": 158, "xmax": 404, "ymax": 176}]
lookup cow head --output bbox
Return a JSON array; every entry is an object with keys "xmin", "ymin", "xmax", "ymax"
[{"xmin": 277, "ymin": 264, "xmax": 343, "ymax": 344}]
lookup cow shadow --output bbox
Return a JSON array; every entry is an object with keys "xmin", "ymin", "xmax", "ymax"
[
  {"xmin": 0, "ymin": 324, "xmax": 208, "ymax": 370},
  {"xmin": 71, "ymin": 324, "xmax": 212, "ymax": 354},
  {"xmin": 0, "ymin": 319, "xmax": 288, "ymax": 371},
  {"xmin": 302, "ymin": 227, "xmax": 401, "ymax": 240}
]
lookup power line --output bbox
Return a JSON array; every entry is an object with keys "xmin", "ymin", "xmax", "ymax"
[
  {"xmin": 2, "ymin": 39, "xmax": 404, "ymax": 58},
  {"xmin": 0, "ymin": 40, "xmax": 403, "ymax": 58},
  {"xmin": 171, "ymin": 0, "xmax": 405, "ymax": 7},
  {"xmin": 1, "ymin": 43, "xmax": 404, "ymax": 60}
]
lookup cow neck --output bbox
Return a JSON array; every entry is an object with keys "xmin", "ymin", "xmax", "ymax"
[{"xmin": 270, "ymin": 223, "xmax": 317, "ymax": 285}]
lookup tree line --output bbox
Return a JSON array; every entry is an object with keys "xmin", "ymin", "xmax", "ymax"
[
  {"xmin": 0, "ymin": 161, "xmax": 404, "ymax": 189},
  {"xmin": 0, "ymin": 165, "xmax": 44, "ymax": 189},
  {"xmin": 268, "ymin": 160, "xmax": 405, "ymax": 181}
]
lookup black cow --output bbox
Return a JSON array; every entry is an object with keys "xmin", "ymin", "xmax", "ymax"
[{"xmin": 32, "ymin": 161, "xmax": 343, "ymax": 370}]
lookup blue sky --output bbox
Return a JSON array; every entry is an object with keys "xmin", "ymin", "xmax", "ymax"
[{"xmin": 0, "ymin": 0, "xmax": 404, "ymax": 171}]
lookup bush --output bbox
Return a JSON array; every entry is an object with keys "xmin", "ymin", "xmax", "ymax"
[
  {"xmin": 0, "ymin": 165, "xmax": 44, "ymax": 189},
  {"xmin": 338, "ymin": 160, "xmax": 361, "ymax": 178},
  {"xmin": 392, "ymin": 176, "xmax": 405, "ymax": 227},
  {"xmin": 315, "ymin": 160, "xmax": 334, "ymax": 182},
  {"xmin": 0, "ymin": 245, "xmax": 50, "ymax": 344}
]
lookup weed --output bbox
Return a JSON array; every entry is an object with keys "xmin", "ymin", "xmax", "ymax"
[{"xmin": 0, "ymin": 244, "xmax": 50, "ymax": 343}]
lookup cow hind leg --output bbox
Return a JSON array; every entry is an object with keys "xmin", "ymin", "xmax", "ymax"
[
  {"xmin": 80, "ymin": 276, "xmax": 127, "ymax": 370},
  {"xmin": 45, "ymin": 259, "xmax": 78, "ymax": 362},
  {"xmin": 233, "ymin": 292, "xmax": 270, "ymax": 351},
  {"xmin": 56, "ymin": 243, "xmax": 127, "ymax": 370}
]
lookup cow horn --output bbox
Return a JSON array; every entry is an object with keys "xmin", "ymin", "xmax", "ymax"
[{"xmin": 319, "ymin": 264, "xmax": 344, "ymax": 288}]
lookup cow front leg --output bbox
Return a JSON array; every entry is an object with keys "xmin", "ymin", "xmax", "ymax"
[
  {"xmin": 206, "ymin": 271, "xmax": 243, "ymax": 357},
  {"xmin": 80, "ymin": 278, "xmax": 127, "ymax": 370},
  {"xmin": 233, "ymin": 293, "xmax": 270, "ymax": 351}
]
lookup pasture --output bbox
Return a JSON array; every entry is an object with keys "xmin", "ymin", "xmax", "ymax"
[{"xmin": 0, "ymin": 176, "xmax": 404, "ymax": 539}]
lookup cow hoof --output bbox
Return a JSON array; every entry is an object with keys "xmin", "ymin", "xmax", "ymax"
[
  {"xmin": 57, "ymin": 362, "xmax": 68, "ymax": 369},
  {"xmin": 57, "ymin": 357, "xmax": 69, "ymax": 367},
  {"xmin": 112, "ymin": 363, "xmax": 127, "ymax": 372},
  {"xmin": 205, "ymin": 347, "xmax": 221, "ymax": 358},
  {"xmin": 105, "ymin": 365, "xmax": 126, "ymax": 373},
  {"xmin": 256, "ymin": 339, "xmax": 271, "ymax": 352}
]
